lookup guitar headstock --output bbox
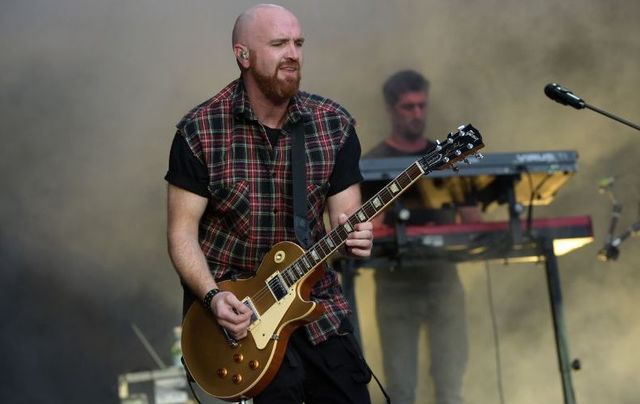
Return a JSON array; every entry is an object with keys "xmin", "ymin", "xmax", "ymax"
[{"xmin": 419, "ymin": 124, "xmax": 484, "ymax": 172}]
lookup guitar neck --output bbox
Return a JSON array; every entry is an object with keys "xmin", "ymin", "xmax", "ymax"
[
  {"xmin": 280, "ymin": 161, "xmax": 426, "ymax": 285},
  {"xmin": 278, "ymin": 124, "xmax": 483, "ymax": 287}
]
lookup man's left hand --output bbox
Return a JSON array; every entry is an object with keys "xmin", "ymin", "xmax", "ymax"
[{"xmin": 339, "ymin": 213, "xmax": 373, "ymax": 258}]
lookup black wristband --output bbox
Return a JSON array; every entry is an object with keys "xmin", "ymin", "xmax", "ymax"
[{"xmin": 203, "ymin": 288, "xmax": 221, "ymax": 312}]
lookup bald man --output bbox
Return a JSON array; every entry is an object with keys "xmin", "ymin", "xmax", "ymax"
[{"xmin": 165, "ymin": 4, "xmax": 373, "ymax": 403}]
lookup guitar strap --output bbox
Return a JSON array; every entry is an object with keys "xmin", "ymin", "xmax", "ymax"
[
  {"xmin": 292, "ymin": 121, "xmax": 390, "ymax": 403},
  {"xmin": 291, "ymin": 120, "xmax": 312, "ymax": 249}
]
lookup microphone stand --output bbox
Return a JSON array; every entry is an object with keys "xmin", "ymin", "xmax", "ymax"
[
  {"xmin": 598, "ymin": 196, "xmax": 640, "ymax": 261},
  {"xmin": 582, "ymin": 103, "xmax": 640, "ymax": 132}
]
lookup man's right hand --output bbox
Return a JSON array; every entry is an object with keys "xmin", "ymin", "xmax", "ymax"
[{"xmin": 209, "ymin": 291, "xmax": 253, "ymax": 340}]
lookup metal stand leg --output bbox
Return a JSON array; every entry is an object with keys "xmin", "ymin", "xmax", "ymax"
[{"xmin": 541, "ymin": 237, "xmax": 578, "ymax": 404}]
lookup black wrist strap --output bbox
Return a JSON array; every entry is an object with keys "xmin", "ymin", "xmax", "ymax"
[
  {"xmin": 203, "ymin": 288, "xmax": 221, "ymax": 312},
  {"xmin": 292, "ymin": 121, "xmax": 312, "ymax": 249}
]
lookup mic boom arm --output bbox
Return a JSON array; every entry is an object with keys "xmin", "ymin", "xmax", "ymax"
[{"xmin": 544, "ymin": 83, "xmax": 640, "ymax": 132}]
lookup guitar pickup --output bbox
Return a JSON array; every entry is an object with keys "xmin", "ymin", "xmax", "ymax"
[{"xmin": 265, "ymin": 272, "xmax": 291, "ymax": 301}]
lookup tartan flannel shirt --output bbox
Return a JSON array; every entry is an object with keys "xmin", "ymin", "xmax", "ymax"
[{"xmin": 176, "ymin": 79, "xmax": 359, "ymax": 344}]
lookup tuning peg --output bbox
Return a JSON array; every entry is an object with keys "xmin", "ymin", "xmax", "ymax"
[
  {"xmin": 447, "ymin": 137, "xmax": 454, "ymax": 144},
  {"xmin": 467, "ymin": 143, "xmax": 474, "ymax": 149},
  {"xmin": 457, "ymin": 125, "xmax": 465, "ymax": 131},
  {"xmin": 474, "ymin": 152, "xmax": 484, "ymax": 159},
  {"xmin": 455, "ymin": 150, "xmax": 462, "ymax": 156},
  {"xmin": 443, "ymin": 157, "xmax": 450, "ymax": 163}
]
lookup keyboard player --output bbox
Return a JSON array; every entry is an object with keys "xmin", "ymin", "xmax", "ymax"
[{"xmin": 364, "ymin": 70, "xmax": 481, "ymax": 404}]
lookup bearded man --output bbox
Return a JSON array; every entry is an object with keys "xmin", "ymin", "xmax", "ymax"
[{"xmin": 165, "ymin": 4, "xmax": 374, "ymax": 403}]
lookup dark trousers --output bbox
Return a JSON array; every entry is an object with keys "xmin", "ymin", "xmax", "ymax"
[
  {"xmin": 254, "ymin": 328, "xmax": 372, "ymax": 404},
  {"xmin": 376, "ymin": 266, "xmax": 468, "ymax": 404}
]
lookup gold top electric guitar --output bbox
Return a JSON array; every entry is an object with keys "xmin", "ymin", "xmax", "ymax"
[{"xmin": 181, "ymin": 124, "xmax": 484, "ymax": 401}]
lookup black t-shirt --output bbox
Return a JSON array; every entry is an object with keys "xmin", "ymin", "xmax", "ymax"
[{"xmin": 164, "ymin": 127, "xmax": 363, "ymax": 198}]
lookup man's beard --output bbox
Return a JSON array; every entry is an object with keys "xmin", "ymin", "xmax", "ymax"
[{"xmin": 251, "ymin": 60, "xmax": 301, "ymax": 104}]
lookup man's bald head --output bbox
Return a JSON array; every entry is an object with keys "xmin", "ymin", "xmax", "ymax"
[
  {"xmin": 232, "ymin": 4, "xmax": 304, "ymax": 103},
  {"xmin": 232, "ymin": 4, "xmax": 295, "ymax": 47}
]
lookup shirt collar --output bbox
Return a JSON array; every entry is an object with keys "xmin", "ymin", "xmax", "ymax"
[{"xmin": 231, "ymin": 78, "xmax": 311, "ymax": 126}]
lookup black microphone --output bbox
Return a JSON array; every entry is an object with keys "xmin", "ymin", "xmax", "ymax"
[{"xmin": 544, "ymin": 83, "xmax": 586, "ymax": 109}]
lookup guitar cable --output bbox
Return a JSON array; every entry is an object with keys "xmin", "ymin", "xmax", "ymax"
[{"xmin": 485, "ymin": 261, "xmax": 506, "ymax": 404}]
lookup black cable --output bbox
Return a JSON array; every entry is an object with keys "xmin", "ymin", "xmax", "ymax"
[
  {"xmin": 523, "ymin": 168, "xmax": 535, "ymax": 236},
  {"xmin": 186, "ymin": 379, "xmax": 203, "ymax": 404},
  {"xmin": 485, "ymin": 261, "xmax": 506, "ymax": 404},
  {"xmin": 182, "ymin": 357, "xmax": 203, "ymax": 404},
  {"xmin": 523, "ymin": 169, "xmax": 553, "ymax": 236}
]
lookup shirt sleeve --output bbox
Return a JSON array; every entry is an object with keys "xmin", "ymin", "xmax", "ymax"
[
  {"xmin": 164, "ymin": 132, "xmax": 210, "ymax": 198},
  {"xmin": 327, "ymin": 126, "xmax": 364, "ymax": 196}
]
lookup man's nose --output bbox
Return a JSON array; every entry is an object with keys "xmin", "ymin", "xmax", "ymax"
[
  {"xmin": 410, "ymin": 105, "xmax": 425, "ymax": 117},
  {"xmin": 284, "ymin": 43, "xmax": 301, "ymax": 60}
]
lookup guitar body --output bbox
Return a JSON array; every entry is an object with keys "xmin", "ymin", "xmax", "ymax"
[{"xmin": 181, "ymin": 241, "xmax": 325, "ymax": 401}]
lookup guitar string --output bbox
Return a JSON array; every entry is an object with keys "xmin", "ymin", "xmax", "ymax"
[
  {"xmin": 244, "ymin": 182, "xmax": 399, "ymax": 308},
  {"xmin": 245, "ymin": 222, "xmax": 355, "ymax": 306},
  {"xmin": 244, "ymin": 194, "xmax": 383, "ymax": 307},
  {"xmin": 240, "ymin": 141, "xmax": 473, "ymax": 310},
  {"xmin": 243, "ymin": 163, "xmax": 419, "ymax": 308}
]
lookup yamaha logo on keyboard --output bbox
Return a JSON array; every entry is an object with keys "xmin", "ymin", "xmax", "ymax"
[{"xmin": 515, "ymin": 152, "xmax": 572, "ymax": 164}]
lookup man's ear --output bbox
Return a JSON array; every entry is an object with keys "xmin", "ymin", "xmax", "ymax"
[{"xmin": 234, "ymin": 45, "xmax": 250, "ymax": 68}]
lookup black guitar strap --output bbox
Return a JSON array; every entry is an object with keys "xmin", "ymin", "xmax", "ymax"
[{"xmin": 291, "ymin": 121, "xmax": 312, "ymax": 249}]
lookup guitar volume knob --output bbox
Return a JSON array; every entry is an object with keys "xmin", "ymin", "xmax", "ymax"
[
  {"xmin": 232, "ymin": 374, "xmax": 243, "ymax": 384},
  {"xmin": 249, "ymin": 360, "xmax": 260, "ymax": 370},
  {"xmin": 233, "ymin": 353, "xmax": 244, "ymax": 363},
  {"xmin": 217, "ymin": 368, "xmax": 228, "ymax": 378}
]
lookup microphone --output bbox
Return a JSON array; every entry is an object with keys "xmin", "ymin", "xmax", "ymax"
[{"xmin": 544, "ymin": 83, "xmax": 586, "ymax": 109}]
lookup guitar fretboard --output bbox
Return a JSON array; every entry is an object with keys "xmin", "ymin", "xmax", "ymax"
[{"xmin": 278, "ymin": 161, "xmax": 430, "ymax": 287}]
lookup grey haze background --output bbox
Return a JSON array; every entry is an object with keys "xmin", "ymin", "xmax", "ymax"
[{"xmin": 1, "ymin": 0, "xmax": 639, "ymax": 402}]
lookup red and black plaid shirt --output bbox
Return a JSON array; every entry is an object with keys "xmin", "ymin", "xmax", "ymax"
[{"xmin": 176, "ymin": 79, "xmax": 360, "ymax": 344}]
